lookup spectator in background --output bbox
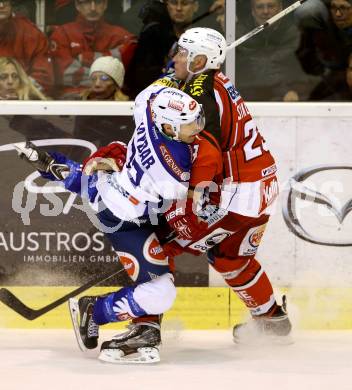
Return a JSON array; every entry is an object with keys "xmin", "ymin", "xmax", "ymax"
[
  {"xmin": 124, "ymin": 0, "xmax": 222, "ymax": 98},
  {"xmin": 235, "ymin": 0, "xmax": 317, "ymax": 101},
  {"xmin": 0, "ymin": 57, "xmax": 47, "ymax": 100},
  {"xmin": 209, "ymin": 0, "xmax": 225, "ymax": 32},
  {"xmin": 53, "ymin": 0, "xmax": 127, "ymax": 26},
  {"xmin": 294, "ymin": 0, "xmax": 330, "ymax": 30},
  {"xmin": 0, "ymin": 0, "xmax": 53, "ymax": 94},
  {"xmin": 296, "ymin": 0, "xmax": 352, "ymax": 100},
  {"xmin": 81, "ymin": 56, "xmax": 128, "ymax": 100},
  {"xmin": 73, "ymin": 55, "xmax": 133, "ymax": 147},
  {"xmin": 50, "ymin": 0, "xmax": 136, "ymax": 99},
  {"xmin": 166, "ymin": 0, "xmax": 199, "ymax": 38},
  {"xmin": 114, "ymin": 0, "xmax": 220, "ymax": 36},
  {"xmin": 124, "ymin": 0, "xmax": 175, "ymax": 98}
]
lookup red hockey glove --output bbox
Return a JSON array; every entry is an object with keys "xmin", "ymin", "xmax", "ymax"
[
  {"xmin": 162, "ymin": 241, "xmax": 184, "ymax": 258},
  {"xmin": 83, "ymin": 141, "xmax": 127, "ymax": 175},
  {"xmin": 164, "ymin": 198, "xmax": 208, "ymax": 241},
  {"xmin": 163, "ymin": 241, "xmax": 202, "ymax": 258}
]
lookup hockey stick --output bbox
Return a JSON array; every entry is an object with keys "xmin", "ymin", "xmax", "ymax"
[
  {"xmin": 227, "ymin": 0, "xmax": 307, "ymax": 51},
  {"xmin": 0, "ymin": 267, "xmax": 125, "ymax": 320}
]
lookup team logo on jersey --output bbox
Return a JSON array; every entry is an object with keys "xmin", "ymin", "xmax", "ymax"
[
  {"xmin": 117, "ymin": 252, "xmax": 140, "ymax": 281},
  {"xmin": 282, "ymin": 165, "xmax": 352, "ymax": 246},
  {"xmin": 239, "ymin": 224, "xmax": 267, "ymax": 256},
  {"xmin": 168, "ymin": 99, "xmax": 185, "ymax": 112},
  {"xmin": 143, "ymin": 234, "xmax": 168, "ymax": 265}
]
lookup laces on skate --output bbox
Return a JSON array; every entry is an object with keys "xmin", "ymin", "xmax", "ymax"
[{"xmin": 98, "ymin": 322, "xmax": 161, "ymax": 364}]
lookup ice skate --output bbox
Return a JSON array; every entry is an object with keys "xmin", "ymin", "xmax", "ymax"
[
  {"xmin": 13, "ymin": 141, "xmax": 70, "ymax": 180},
  {"xmin": 99, "ymin": 321, "xmax": 161, "ymax": 364},
  {"xmin": 69, "ymin": 296, "xmax": 99, "ymax": 351},
  {"xmin": 233, "ymin": 296, "xmax": 292, "ymax": 345}
]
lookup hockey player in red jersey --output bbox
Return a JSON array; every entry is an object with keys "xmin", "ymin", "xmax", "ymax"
[{"xmin": 161, "ymin": 27, "xmax": 292, "ymax": 343}]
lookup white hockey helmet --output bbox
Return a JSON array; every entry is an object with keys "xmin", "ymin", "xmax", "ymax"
[
  {"xmin": 151, "ymin": 87, "xmax": 205, "ymax": 140},
  {"xmin": 178, "ymin": 27, "xmax": 227, "ymax": 74}
]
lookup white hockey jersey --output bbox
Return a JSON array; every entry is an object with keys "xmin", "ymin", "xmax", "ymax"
[{"xmin": 96, "ymin": 105, "xmax": 193, "ymax": 221}]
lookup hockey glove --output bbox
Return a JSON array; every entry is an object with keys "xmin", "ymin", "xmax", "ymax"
[
  {"xmin": 163, "ymin": 241, "xmax": 202, "ymax": 258},
  {"xmin": 83, "ymin": 141, "xmax": 127, "ymax": 175},
  {"xmin": 164, "ymin": 198, "xmax": 208, "ymax": 241},
  {"xmin": 13, "ymin": 141, "xmax": 70, "ymax": 180},
  {"xmin": 162, "ymin": 241, "xmax": 184, "ymax": 258}
]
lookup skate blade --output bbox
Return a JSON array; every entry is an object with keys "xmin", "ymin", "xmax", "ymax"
[
  {"xmin": 12, "ymin": 142, "xmax": 37, "ymax": 160},
  {"xmin": 12, "ymin": 142, "xmax": 27, "ymax": 154},
  {"xmin": 98, "ymin": 347, "xmax": 160, "ymax": 364},
  {"xmin": 68, "ymin": 298, "xmax": 88, "ymax": 353}
]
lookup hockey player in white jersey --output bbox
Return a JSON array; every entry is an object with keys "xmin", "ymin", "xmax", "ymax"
[{"xmin": 14, "ymin": 87, "xmax": 205, "ymax": 364}]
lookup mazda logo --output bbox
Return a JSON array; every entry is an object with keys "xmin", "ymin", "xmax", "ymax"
[{"xmin": 282, "ymin": 165, "xmax": 352, "ymax": 246}]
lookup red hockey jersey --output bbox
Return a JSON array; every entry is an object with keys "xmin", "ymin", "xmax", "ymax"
[{"xmin": 182, "ymin": 70, "xmax": 278, "ymax": 217}]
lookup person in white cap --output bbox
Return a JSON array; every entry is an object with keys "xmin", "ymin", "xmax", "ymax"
[{"xmin": 81, "ymin": 56, "xmax": 128, "ymax": 100}]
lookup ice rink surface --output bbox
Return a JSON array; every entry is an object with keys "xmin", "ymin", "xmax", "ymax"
[{"xmin": 1, "ymin": 328, "xmax": 352, "ymax": 390}]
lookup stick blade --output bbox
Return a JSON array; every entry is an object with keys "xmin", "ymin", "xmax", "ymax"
[{"xmin": 0, "ymin": 288, "xmax": 37, "ymax": 320}]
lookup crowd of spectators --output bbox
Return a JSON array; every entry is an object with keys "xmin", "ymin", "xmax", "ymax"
[{"xmin": 0, "ymin": 0, "xmax": 351, "ymax": 102}]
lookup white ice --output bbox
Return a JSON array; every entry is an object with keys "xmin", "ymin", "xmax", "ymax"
[{"xmin": 1, "ymin": 328, "xmax": 352, "ymax": 390}]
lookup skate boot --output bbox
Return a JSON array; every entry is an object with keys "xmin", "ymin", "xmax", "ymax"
[
  {"xmin": 68, "ymin": 296, "xmax": 99, "ymax": 351},
  {"xmin": 99, "ymin": 321, "xmax": 161, "ymax": 364},
  {"xmin": 233, "ymin": 296, "xmax": 292, "ymax": 345},
  {"xmin": 13, "ymin": 141, "xmax": 70, "ymax": 180}
]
